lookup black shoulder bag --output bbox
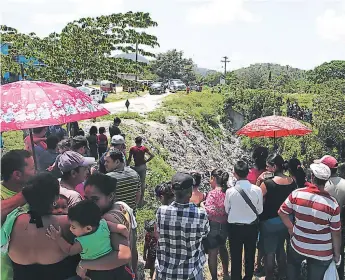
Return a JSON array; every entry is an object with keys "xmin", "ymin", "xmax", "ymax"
[{"xmin": 234, "ymin": 185, "xmax": 259, "ymax": 225}]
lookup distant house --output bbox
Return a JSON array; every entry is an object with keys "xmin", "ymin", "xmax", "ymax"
[
  {"xmin": 1, "ymin": 42, "xmax": 45, "ymax": 83},
  {"xmin": 116, "ymin": 73, "xmax": 136, "ymax": 81}
]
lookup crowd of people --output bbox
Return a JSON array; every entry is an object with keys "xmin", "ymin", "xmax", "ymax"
[
  {"xmin": 286, "ymin": 100, "xmax": 313, "ymax": 124},
  {"xmin": 0, "ymin": 117, "xmax": 344, "ymax": 280}
]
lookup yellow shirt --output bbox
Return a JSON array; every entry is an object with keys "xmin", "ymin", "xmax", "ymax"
[
  {"xmin": 1, "ymin": 183, "xmax": 21, "ymax": 280},
  {"xmin": 1, "ymin": 183, "xmax": 17, "ymax": 200}
]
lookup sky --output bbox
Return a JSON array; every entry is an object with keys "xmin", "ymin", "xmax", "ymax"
[{"xmin": 2, "ymin": 0, "xmax": 345, "ymax": 72}]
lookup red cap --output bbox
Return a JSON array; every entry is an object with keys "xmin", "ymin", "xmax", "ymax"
[{"xmin": 314, "ymin": 155, "xmax": 338, "ymax": 169}]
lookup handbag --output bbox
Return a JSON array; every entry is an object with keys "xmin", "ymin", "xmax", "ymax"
[{"xmin": 234, "ymin": 185, "xmax": 259, "ymax": 224}]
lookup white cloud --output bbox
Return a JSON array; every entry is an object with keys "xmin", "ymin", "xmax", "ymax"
[
  {"xmin": 2, "ymin": 0, "xmax": 124, "ymax": 36},
  {"xmin": 316, "ymin": 2, "xmax": 345, "ymax": 42},
  {"xmin": 185, "ymin": 0, "xmax": 260, "ymax": 25}
]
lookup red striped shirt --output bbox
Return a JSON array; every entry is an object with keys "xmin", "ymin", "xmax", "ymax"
[{"xmin": 280, "ymin": 183, "xmax": 341, "ymax": 261}]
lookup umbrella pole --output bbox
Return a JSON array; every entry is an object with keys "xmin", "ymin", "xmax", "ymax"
[
  {"xmin": 274, "ymin": 131, "xmax": 277, "ymax": 151},
  {"xmin": 29, "ymin": 129, "xmax": 38, "ymax": 170}
]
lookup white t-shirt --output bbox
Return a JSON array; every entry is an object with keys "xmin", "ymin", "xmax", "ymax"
[
  {"xmin": 224, "ymin": 179, "xmax": 263, "ymax": 224},
  {"xmin": 325, "ymin": 176, "xmax": 345, "ymax": 210}
]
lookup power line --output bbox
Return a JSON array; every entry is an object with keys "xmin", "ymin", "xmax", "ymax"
[{"xmin": 221, "ymin": 56, "xmax": 230, "ymax": 76}]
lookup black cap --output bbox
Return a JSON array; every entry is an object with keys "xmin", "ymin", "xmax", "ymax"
[{"xmin": 171, "ymin": 172, "xmax": 194, "ymax": 191}]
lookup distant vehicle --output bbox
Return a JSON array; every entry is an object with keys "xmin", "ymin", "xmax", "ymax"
[
  {"xmin": 191, "ymin": 85, "xmax": 202, "ymax": 92},
  {"xmin": 77, "ymin": 86, "xmax": 106, "ymax": 103},
  {"xmin": 100, "ymin": 80, "xmax": 113, "ymax": 92},
  {"xmin": 170, "ymin": 80, "xmax": 186, "ymax": 91},
  {"xmin": 82, "ymin": 80, "xmax": 93, "ymax": 87},
  {"xmin": 139, "ymin": 80, "xmax": 154, "ymax": 88},
  {"xmin": 149, "ymin": 82, "xmax": 165, "ymax": 95}
]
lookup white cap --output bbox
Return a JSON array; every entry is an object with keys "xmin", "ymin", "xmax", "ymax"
[
  {"xmin": 111, "ymin": 135, "xmax": 125, "ymax": 145},
  {"xmin": 310, "ymin": 163, "xmax": 331, "ymax": 180}
]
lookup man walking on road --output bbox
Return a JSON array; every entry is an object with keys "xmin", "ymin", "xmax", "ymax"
[
  {"xmin": 127, "ymin": 136, "xmax": 154, "ymax": 207},
  {"xmin": 279, "ymin": 162, "xmax": 342, "ymax": 280}
]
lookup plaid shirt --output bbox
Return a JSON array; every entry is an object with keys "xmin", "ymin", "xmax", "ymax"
[{"xmin": 155, "ymin": 202, "xmax": 210, "ymax": 280}]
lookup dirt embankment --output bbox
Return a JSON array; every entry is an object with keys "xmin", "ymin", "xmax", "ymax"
[{"xmin": 81, "ymin": 115, "xmax": 246, "ymax": 182}]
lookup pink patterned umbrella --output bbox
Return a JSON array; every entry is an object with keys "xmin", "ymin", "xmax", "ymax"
[
  {"xmin": 236, "ymin": 115, "xmax": 312, "ymax": 138},
  {"xmin": 0, "ymin": 81, "xmax": 110, "ymax": 132}
]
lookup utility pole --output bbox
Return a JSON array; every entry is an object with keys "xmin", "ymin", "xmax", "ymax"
[
  {"xmin": 135, "ymin": 40, "xmax": 139, "ymax": 96},
  {"xmin": 221, "ymin": 56, "xmax": 230, "ymax": 76}
]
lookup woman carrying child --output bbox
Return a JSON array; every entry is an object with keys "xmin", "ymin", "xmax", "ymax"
[{"xmin": 46, "ymin": 200, "xmax": 131, "ymax": 280}]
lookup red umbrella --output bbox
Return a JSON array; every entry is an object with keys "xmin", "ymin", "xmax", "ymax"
[
  {"xmin": 0, "ymin": 81, "xmax": 110, "ymax": 131},
  {"xmin": 0, "ymin": 81, "xmax": 110, "ymax": 169},
  {"xmin": 236, "ymin": 115, "xmax": 312, "ymax": 138}
]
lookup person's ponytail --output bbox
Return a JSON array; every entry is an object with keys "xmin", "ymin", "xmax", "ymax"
[{"xmin": 220, "ymin": 172, "xmax": 229, "ymax": 193}]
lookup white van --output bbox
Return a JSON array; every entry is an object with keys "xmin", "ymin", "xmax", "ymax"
[{"xmin": 77, "ymin": 86, "xmax": 104, "ymax": 103}]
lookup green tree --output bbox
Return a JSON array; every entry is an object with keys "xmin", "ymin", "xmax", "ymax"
[
  {"xmin": 313, "ymin": 87, "xmax": 345, "ymax": 154},
  {"xmin": 1, "ymin": 12, "xmax": 159, "ymax": 83},
  {"xmin": 204, "ymin": 71, "xmax": 222, "ymax": 86},
  {"xmin": 150, "ymin": 49, "xmax": 196, "ymax": 83},
  {"xmin": 307, "ymin": 60, "xmax": 345, "ymax": 84}
]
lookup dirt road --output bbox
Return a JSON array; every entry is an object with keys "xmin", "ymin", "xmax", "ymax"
[{"xmin": 103, "ymin": 91, "xmax": 172, "ymax": 114}]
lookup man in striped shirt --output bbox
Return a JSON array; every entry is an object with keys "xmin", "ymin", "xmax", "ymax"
[
  {"xmin": 104, "ymin": 148, "xmax": 141, "ymax": 277},
  {"xmin": 278, "ymin": 162, "xmax": 342, "ymax": 280}
]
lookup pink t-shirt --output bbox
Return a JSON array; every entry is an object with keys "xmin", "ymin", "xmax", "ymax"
[
  {"xmin": 247, "ymin": 168, "xmax": 264, "ymax": 185},
  {"xmin": 204, "ymin": 188, "xmax": 227, "ymax": 224},
  {"xmin": 75, "ymin": 182, "xmax": 85, "ymax": 198}
]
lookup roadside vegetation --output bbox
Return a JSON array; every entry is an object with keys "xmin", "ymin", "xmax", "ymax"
[
  {"xmin": 221, "ymin": 60, "xmax": 345, "ymax": 164},
  {"xmin": 148, "ymin": 89, "xmax": 225, "ymax": 139},
  {"xmin": 104, "ymin": 91, "xmax": 146, "ymax": 103}
]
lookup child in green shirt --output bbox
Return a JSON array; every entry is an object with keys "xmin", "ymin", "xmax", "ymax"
[{"xmin": 46, "ymin": 200, "xmax": 129, "ymax": 263}]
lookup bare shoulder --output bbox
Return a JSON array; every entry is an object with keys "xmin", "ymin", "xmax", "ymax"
[
  {"xmin": 15, "ymin": 213, "xmax": 30, "ymax": 225},
  {"xmin": 55, "ymin": 215, "xmax": 74, "ymax": 242}
]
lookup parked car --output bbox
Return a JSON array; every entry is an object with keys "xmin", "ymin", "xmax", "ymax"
[
  {"xmin": 77, "ymin": 86, "xmax": 106, "ymax": 103},
  {"xmin": 170, "ymin": 80, "xmax": 187, "ymax": 91},
  {"xmin": 82, "ymin": 80, "xmax": 93, "ymax": 87},
  {"xmin": 191, "ymin": 85, "xmax": 203, "ymax": 92},
  {"xmin": 149, "ymin": 82, "xmax": 165, "ymax": 95}
]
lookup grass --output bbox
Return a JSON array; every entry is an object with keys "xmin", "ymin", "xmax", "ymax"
[
  {"xmin": 97, "ymin": 112, "xmax": 144, "ymax": 122},
  {"xmin": 148, "ymin": 90, "xmax": 225, "ymax": 139},
  {"xmin": 104, "ymin": 91, "xmax": 146, "ymax": 103},
  {"xmin": 2, "ymin": 130, "xmax": 24, "ymax": 151},
  {"xmin": 116, "ymin": 124, "xmax": 175, "ymax": 245}
]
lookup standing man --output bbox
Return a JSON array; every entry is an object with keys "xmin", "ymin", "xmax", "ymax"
[
  {"xmin": 57, "ymin": 151, "xmax": 95, "ymax": 207},
  {"xmin": 37, "ymin": 135, "xmax": 60, "ymax": 171},
  {"xmin": 318, "ymin": 155, "xmax": 345, "ymax": 280},
  {"xmin": 1, "ymin": 150, "xmax": 36, "ymax": 280},
  {"xmin": 99, "ymin": 135, "xmax": 127, "ymax": 174},
  {"xmin": 103, "ymin": 149, "xmax": 141, "ymax": 277},
  {"xmin": 46, "ymin": 125, "xmax": 67, "ymax": 141},
  {"xmin": 109, "ymin": 117, "xmax": 122, "ymax": 138},
  {"xmin": 155, "ymin": 172, "xmax": 210, "ymax": 280},
  {"xmin": 127, "ymin": 136, "xmax": 154, "ymax": 207},
  {"xmin": 71, "ymin": 135, "xmax": 89, "ymax": 156},
  {"xmin": 224, "ymin": 160, "xmax": 263, "ymax": 280},
  {"xmin": 279, "ymin": 162, "xmax": 342, "ymax": 280}
]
